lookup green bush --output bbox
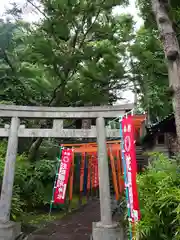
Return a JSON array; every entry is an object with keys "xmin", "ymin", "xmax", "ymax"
[
  {"xmin": 0, "ymin": 141, "xmax": 57, "ymax": 219},
  {"xmin": 137, "ymin": 152, "xmax": 180, "ymax": 240}
]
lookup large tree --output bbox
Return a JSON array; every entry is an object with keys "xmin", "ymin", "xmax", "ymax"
[
  {"xmin": 24, "ymin": 0, "xmax": 132, "ymax": 107},
  {"xmin": 136, "ymin": 0, "xmax": 180, "ymax": 149},
  {"xmin": 3, "ymin": 0, "xmax": 133, "ymax": 160}
]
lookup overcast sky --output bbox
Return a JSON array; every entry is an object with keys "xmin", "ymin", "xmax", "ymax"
[{"xmin": 0, "ymin": 0, "xmax": 143, "ymax": 104}]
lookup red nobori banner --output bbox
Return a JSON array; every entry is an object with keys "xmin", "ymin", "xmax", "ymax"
[
  {"xmin": 122, "ymin": 115, "xmax": 140, "ymax": 222},
  {"xmin": 54, "ymin": 148, "xmax": 73, "ymax": 204}
]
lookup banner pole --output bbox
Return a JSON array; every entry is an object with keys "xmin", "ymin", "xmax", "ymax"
[
  {"xmin": 116, "ymin": 149, "xmax": 123, "ymax": 195},
  {"xmin": 69, "ymin": 149, "xmax": 74, "ymax": 211}
]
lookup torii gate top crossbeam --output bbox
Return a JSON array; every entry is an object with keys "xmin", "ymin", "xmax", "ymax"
[{"xmin": 0, "ymin": 104, "xmax": 133, "ymax": 118}]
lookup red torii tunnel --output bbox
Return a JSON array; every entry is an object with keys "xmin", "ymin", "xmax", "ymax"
[{"xmin": 60, "ymin": 114, "xmax": 146, "ymax": 202}]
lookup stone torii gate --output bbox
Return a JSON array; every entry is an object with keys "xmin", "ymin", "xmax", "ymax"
[{"xmin": 0, "ymin": 103, "xmax": 133, "ymax": 240}]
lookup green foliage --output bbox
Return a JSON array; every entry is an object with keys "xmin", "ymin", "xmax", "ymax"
[
  {"xmin": 129, "ymin": 27, "xmax": 172, "ymax": 122},
  {"xmin": 137, "ymin": 152, "xmax": 180, "ymax": 240},
  {"xmin": 0, "ymin": 19, "xmax": 54, "ymax": 105},
  {"xmin": 0, "ymin": 141, "xmax": 56, "ymax": 219},
  {"xmin": 0, "ymin": 0, "xmax": 134, "ymax": 109},
  {"xmin": 25, "ymin": 0, "xmax": 133, "ymax": 106}
]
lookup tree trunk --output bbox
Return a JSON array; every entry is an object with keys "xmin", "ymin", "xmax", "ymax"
[
  {"xmin": 82, "ymin": 103, "xmax": 92, "ymax": 142},
  {"xmin": 28, "ymin": 88, "xmax": 66, "ymax": 161},
  {"xmin": 28, "ymin": 138, "xmax": 43, "ymax": 161},
  {"xmin": 151, "ymin": 0, "xmax": 180, "ymax": 151}
]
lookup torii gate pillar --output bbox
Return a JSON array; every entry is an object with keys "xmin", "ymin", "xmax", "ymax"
[
  {"xmin": 92, "ymin": 117, "xmax": 124, "ymax": 240},
  {"xmin": 0, "ymin": 117, "xmax": 21, "ymax": 240}
]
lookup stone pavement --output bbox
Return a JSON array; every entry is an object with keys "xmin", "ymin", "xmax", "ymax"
[{"xmin": 27, "ymin": 200, "xmax": 100, "ymax": 240}]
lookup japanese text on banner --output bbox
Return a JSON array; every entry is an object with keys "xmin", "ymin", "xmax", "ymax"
[{"xmin": 54, "ymin": 148, "xmax": 73, "ymax": 204}]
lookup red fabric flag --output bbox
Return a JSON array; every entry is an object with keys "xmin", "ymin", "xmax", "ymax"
[{"xmin": 122, "ymin": 115, "xmax": 140, "ymax": 222}]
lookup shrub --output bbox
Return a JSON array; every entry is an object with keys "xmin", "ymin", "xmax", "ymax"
[
  {"xmin": 0, "ymin": 141, "xmax": 57, "ymax": 219},
  {"xmin": 137, "ymin": 152, "xmax": 180, "ymax": 240}
]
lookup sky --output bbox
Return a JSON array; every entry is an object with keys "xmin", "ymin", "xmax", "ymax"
[{"xmin": 0, "ymin": 0, "xmax": 143, "ymax": 104}]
